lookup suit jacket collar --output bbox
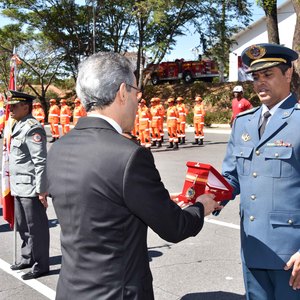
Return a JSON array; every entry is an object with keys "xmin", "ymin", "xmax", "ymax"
[
  {"xmin": 74, "ymin": 116, "xmax": 118, "ymax": 133},
  {"xmin": 244, "ymin": 94, "xmax": 297, "ymax": 148}
]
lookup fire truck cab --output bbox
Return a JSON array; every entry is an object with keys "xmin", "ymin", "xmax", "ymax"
[{"xmin": 145, "ymin": 58, "xmax": 219, "ymax": 85}]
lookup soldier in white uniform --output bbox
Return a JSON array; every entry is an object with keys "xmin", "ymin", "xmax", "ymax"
[{"xmin": 7, "ymin": 90, "xmax": 49, "ymax": 280}]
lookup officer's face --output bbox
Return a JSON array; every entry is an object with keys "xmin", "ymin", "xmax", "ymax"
[
  {"xmin": 10, "ymin": 102, "xmax": 29, "ymax": 121},
  {"xmin": 252, "ymin": 66, "xmax": 292, "ymax": 109}
]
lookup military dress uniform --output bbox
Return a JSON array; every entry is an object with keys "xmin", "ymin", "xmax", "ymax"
[
  {"xmin": 222, "ymin": 44, "xmax": 300, "ymax": 299},
  {"xmin": 8, "ymin": 91, "xmax": 49, "ymax": 279}
]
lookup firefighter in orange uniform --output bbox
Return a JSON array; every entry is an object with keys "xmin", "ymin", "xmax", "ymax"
[
  {"xmin": 193, "ymin": 96, "xmax": 205, "ymax": 145},
  {"xmin": 48, "ymin": 99, "xmax": 60, "ymax": 143},
  {"xmin": 73, "ymin": 98, "xmax": 87, "ymax": 125},
  {"xmin": 138, "ymin": 99, "xmax": 152, "ymax": 148},
  {"xmin": 132, "ymin": 105, "xmax": 140, "ymax": 140},
  {"xmin": 60, "ymin": 99, "xmax": 71, "ymax": 135},
  {"xmin": 157, "ymin": 98, "xmax": 165, "ymax": 142},
  {"xmin": 166, "ymin": 97, "xmax": 179, "ymax": 150},
  {"xmin": 176, "ymin": 96, "xmax": 188, "ymax": 144},
  {"xmin": 34, "ymin": 102, "xmax": 45, "ymax": 127},
  {"xmin": 150, "ymin": 98, "xmax": 162, "ymax": 148},
  {"xmin": 32, "ymin": 102, "xmax": 38, "ymax": 120}
]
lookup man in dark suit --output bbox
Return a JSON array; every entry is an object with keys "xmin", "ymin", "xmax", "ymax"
[
  {"xmin": 47, "ymin": 52, "xmax": 219, "ymax": 300},
  {"xmin": 222, "ymin": 44, "xmax": 300, "ymax": 299}
]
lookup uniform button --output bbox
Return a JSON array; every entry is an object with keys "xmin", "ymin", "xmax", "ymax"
[
  {"xmin": 251, "ymin": 195, "xmax": 256, "ymax": 200},
  {"xmin": 255, "ymin": 150, "xmax": 260, "ymax": 156},
  {"xmin": 240, "ymin": 152, "xmax": 243, "ymax": 156},
  {"xmin": 275, "ymin": 153, "xmax": 279, "ymax": 158},
  {"xmin": 250, "ymin": 216, "xmax": 255, "ymax": 221},
  {"xmin": 252, "ymin": 172, "xmax": 257, "ymax": 178},
  {"xmin": 288, "ymin": 219, "xmax": 293, "ymax": 225}
]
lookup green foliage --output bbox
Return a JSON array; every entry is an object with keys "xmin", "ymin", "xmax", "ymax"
[
  {"xmin": 204, "ymin": 110, "xmax": 231, "ymax": 126},
  {"xmin": 192, "ymin": 0, "xmax": 253, "ymax": 81}
]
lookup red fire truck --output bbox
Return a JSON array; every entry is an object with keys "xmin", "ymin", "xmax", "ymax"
[{"xmin": 145, "ymin": 58, "xmax": 219, "ymax": 85}]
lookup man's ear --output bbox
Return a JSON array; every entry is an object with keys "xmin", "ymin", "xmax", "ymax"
[
  {"xmin": 118, "ymin": 82, "xmax": 127, "ymax": 104},
  {"xmin": 286, "ymin": 67, "xmax": 293, "ymax": 83}
]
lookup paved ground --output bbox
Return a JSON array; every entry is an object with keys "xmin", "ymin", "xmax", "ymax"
[{"xmin": 0, "ymin": 125, "xmax": 246, "ymax": 300}]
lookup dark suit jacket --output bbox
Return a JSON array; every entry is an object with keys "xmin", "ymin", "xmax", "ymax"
[{"xmin": 47, "ymin": 117, "xmax": 205, "ymax": 300}]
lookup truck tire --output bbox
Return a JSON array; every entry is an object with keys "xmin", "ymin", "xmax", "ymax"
[
  {"xmin": 183, "ymin": 72, "xmax": 193, "ymax": 83},
  {"xmin": 151, "ymin": 74, "xmax": 159, "ymax": 85}
]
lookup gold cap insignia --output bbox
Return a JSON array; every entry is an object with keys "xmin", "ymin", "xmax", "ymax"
[{"xmin": 245, "ymin": 45, "xmax": 266, "ymax": 60}]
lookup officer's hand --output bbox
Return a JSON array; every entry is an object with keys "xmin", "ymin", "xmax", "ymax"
[
  {"xmin": 169, "ymin": 193, "xmax": 180, "ymax": 201},
  {"xmin": 38, "ymin": 192, "xmax": 48, "ymax": 209},
  {"xmin": 195, "ymin": 194, "xmax": 218, "ymax": 216},
  {"xmin": 284, "ymin": 251, "xmax": 300, "ymax": 290}
]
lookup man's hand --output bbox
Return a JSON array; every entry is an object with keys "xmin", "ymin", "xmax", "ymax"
[
  {"xmin": 284, "ymin": 251, "xmax": 300, "ymax": 290},
  {"xmin": 38, "ymin": 192, "xmax": 48, "ymax": 208},
  {"xmin": 195, "ymin": 194, "xmax": 219, "ymax": 216}
]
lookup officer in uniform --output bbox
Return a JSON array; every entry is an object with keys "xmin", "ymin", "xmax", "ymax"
[
  {"xmin": 7, "ymin": 90, "xmax": 49, "ymax": 280},
  {"xmin": 222, "ymin": 44, "xmax": 300, "ymax": 299}
]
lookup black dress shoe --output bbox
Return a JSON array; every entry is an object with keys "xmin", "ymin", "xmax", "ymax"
[
  {"xmin": 10, "ymin": 263, "xmax": 33, "ymax": 271},
  {"xmin": 21, "ymin": 270, "xmax": 49, "ymax": 280}
]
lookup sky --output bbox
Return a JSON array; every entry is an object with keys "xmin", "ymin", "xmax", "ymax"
[{"xmin": 0, "ymin": 0, "xmax": 286, "ymax": 61}]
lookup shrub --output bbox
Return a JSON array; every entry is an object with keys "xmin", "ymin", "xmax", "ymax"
[{"xmin": 204, "ymin": 110, "xmax": 231, "ymax": 126}]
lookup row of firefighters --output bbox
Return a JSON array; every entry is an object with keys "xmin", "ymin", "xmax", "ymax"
[
  {"xmin": 32, "ymin": 96, "xmax": 205, "ymax": 148},
  {"xmin": 133, "ymin": 96, "xmax": 205, "ymax": 150},
  {"xmin": 32, "ymin": 98, "xmax": 87, "ymax": 143}
]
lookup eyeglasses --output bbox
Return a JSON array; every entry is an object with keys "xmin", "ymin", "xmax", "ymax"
[{"xmin": 126, "ymin": 83, "xmax": 142, "ymax": 100}]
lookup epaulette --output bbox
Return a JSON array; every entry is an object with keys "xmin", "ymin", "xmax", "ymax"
[
  {"xmin": 236, "ymin": 106, "xmax": 260, "ymax": 118},
  {"xmin": 294, "ymin": 103, "xmax": 300, "ymax": 109},
  {"xmin": 26, "ymin": 118, "xmax": 39, "ymax": 127}
]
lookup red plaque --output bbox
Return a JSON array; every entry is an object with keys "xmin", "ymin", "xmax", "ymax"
[{"xmin": 177, "ymin": 162, "xmax": 233, "ymax": 204}]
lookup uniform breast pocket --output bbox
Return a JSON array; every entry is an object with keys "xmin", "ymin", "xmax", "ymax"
[
  {"xmin": 233, "ymin": 146, "xmax": 253, "ymax": 176},
  {"xmin": 11, "ymin": 139, "xmax": 24, "ymax": 157},
  {"xmin": 264, "ymin": 147, "xmax": 293, "ymax": 178}
]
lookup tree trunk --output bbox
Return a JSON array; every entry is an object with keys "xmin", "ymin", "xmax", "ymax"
[
  {"xmin": 292, "ymin": 0, "xmax": 300, "ymax": 98},
  {"xmin": 262, "ymin": 0, "xmax": 280, "ymax": 44}
]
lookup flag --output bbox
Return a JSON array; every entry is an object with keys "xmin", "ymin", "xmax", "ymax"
[
  {"xmin": 1, "ymin": 50, "xmax": 19, "ymax": 229},
  {"xmin": 0, "ymin": 95, "xmax": 4, "ymax": 135}
]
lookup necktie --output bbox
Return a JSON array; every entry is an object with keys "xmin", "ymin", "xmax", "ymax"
[{"xmin": 259, "ymin": 111, "xmax": 271, "ymax": 138}]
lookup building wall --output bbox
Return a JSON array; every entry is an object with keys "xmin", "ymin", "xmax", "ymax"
[{"xmin": 229, "ymin": 0, "xmax": 296, "ymax": 82}]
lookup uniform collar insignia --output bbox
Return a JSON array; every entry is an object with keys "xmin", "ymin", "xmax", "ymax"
[{"xmin": 242, "ymin": 133, "xmax": 251, "ymax": 142}]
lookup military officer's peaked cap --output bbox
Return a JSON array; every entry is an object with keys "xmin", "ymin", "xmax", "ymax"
[
  {"xmin": 6, "ymin": 90, "xmax": 36, "ymax": 105},
  {"xmin": 241, "ymin": 43, "xmax": 298, "ymax": 73}
]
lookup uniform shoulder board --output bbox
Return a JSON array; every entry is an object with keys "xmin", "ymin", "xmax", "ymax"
[
  {"xmin": 27, "ymin": 118, "xmax": 39, "ymax": 127},
  {"xmin": 294, "ymin": 103, "xmax": 300, "ymax": 109},
  {"xmin": 236, "ymin": 106, "xmax": 260, "ymax": 118}
]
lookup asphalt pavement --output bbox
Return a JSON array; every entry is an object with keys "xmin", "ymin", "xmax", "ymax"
[{"xmin": 0, "ymin": 125, "xmax": 246, "ymax": 300}]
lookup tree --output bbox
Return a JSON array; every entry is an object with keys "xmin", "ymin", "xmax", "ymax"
[
  {"xmin": 257, "ymin": 0, "xmax": 280, "ymax": 44},
  {"xmin": 193, "ymin": 0, "xmax": 252, "ymax": 82},
  {"xmin": 0, "ymin": 24, "xmax": 29, "ymax": 90}
]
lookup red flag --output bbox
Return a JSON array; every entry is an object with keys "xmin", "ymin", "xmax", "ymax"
[{"xmin": 1, "ymin": 51, "xmax": 18, "ymax": 229}]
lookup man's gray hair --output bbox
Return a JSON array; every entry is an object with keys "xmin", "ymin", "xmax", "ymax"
[{"xmin": 76, "ymin": 52, "xmax": 135, "ymax": 111}]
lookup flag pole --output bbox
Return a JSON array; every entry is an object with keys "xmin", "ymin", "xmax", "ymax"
[{"xmin": 12, "ymin": 47, "xmax": 17, "ymax": 265}]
